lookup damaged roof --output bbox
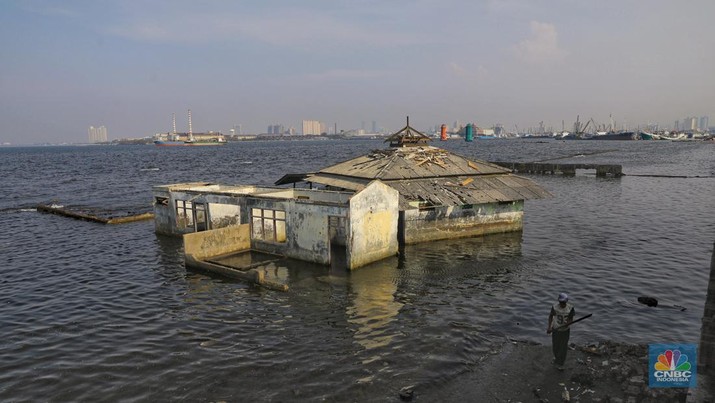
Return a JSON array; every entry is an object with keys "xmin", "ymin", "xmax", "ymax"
[
  {"xmin": 276, "ymin": 146, "xmax": 551, "ymax": 209},
  {"xmin": 318, "ymin": 147, "xmax": 511, "ymax": 180}
]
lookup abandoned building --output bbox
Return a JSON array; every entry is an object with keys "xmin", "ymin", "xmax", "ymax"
[
  {"xmin": 152, "ymin": 119, "xmax": 550, "ymax": 288},
  {"xmin": 275, "ymin": 120, "xmax": 551, "ymax": 244}
]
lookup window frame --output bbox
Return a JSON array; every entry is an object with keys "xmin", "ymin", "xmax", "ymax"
[{"xmin": 251, "ymin": 207, "xmax": 287, "ymax": 243}]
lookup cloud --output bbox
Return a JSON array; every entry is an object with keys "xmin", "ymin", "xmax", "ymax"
[{"xmin": 511, "ymin": 21, "xmax": 566, "ymax": 64}]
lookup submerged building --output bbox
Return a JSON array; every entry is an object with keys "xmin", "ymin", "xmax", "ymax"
[
  {"xmin": 152, "ymin": 119, "xmax": 550, "ymax": 284},
  {"xmin": 275, "ymin": 120, "xmax": 550, "ymax": 244}
]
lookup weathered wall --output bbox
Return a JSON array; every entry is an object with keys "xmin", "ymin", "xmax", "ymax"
[
  {"xmin": 153, "ymin": 189, "xmax": 174, "ymax": 235},
  {"xmin": 208, "ymin": 203, "xmax": 241, "ymax": 228},
  {"xmin": 183, "ymin": 224, "xmax": 251, "ymax": 260},
  {"xmin": 348, "ymin": 181, "xmax": 400, "ymax": 269},
  {"xmin": 248, "ymin": 198, "xmax": 348, "ymax": 265},
  {"xmin": 402, "ymin": 201, "xmax": 524, "ymax": 244},
  {"xmin": 153, "ymin": 189, "xmax": 247, "ymax": 236}
]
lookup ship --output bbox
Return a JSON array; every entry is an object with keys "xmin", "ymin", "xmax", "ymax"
[
  {"xmin": 154, "ymin": 110, "xmax": 227, "ymax": 146},
  {"xmin": 587, "ymin": 131, "xmax": 636, "ymax": 140}
]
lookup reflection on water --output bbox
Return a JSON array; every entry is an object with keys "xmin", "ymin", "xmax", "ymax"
[{"xmin": 347, "ymin": 263, "xmax": 403, "ymax": 351}]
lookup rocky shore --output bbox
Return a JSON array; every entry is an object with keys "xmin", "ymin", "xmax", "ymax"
[{"xmin": 406, "ymin": 340, "xmax": 700, "ymax": 402}]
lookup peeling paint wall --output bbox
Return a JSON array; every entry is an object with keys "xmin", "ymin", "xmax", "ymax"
[
  {"xmin": 348, "ymin": 181, "xmax": 400, "ymax": 269},
  {"xmin": 153, "ymin": 189, "xmax": 173, "ymax": 235},
  {"xmin": 249, "ymin": 198, "xmax": 348, "ymax": 265},
  {"xmin": 153, "ymin": 189, "xmax": 247, "ymax": 236},
  {"xmin": 403, "ymin": 201, "xmax": 524, "ymax": 244},
  {"xmin": 183, "ymin": 224, "xmax": 251, "ymax": 260},
  {"xmin": 154, "ymin": 182, "xmax": 403, "ymax": 269},
  {"xmin": 209, "ymin": 203, "xmax": 241, "ymax": 228}
]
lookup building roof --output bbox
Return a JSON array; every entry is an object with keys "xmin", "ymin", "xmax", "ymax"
[
  {"xmin": 383, "ymin": 118, "xmax": 432, "ymax": 147},
  {"xmin": 276, "ymin": 145, "xmax": 551, "ymax": 209}
]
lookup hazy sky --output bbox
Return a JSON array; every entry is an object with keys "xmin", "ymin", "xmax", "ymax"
[{"xmin": 2, "ymin": 0, "xmax": 714, "ymax": 143}]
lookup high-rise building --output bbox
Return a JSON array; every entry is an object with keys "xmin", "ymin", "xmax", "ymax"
[
  {"xmin": 302, "ymin": 120, "xmax": 323, "ymax": 135},
  {"xmin": 88, "ymin": 125, "xmax": 108, "ymax": 143},
  {"xmin": 699, "ymin": 116, "xmax": 709, "ymax": 131},
  {"xmin": 686, "ymin": 117, "xmax": 698, "ymax": 131},
  {"xmin": 371, "ymin": 121, "xmax": 377, "ymax": 133},
  {"xmin": 267, "ymin": 124, "xmax": 284, "ymax": 134}
]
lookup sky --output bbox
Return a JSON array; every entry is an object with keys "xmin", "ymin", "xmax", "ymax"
[{"xmin": 1, "ymin": 0, "xmax": 714, "ymax": 143}]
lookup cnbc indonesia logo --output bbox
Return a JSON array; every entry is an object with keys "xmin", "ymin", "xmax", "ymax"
[{"xmin": 649, "ymin": 344, "xmax": 697, "ymax": 388}]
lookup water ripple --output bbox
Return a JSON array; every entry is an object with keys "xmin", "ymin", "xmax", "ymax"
[{"xmin": 0, "ymin": 141, "xmax": 713, "ymax": 401}]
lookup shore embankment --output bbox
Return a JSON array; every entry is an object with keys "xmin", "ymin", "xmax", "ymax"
[{"xmin": 408, "ymin": 340, "xmax": 702, "ymax": 402}]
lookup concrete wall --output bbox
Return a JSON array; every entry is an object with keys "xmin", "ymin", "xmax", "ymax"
[
  {"xmin": 402, "ymin": 201, "xmax": 524, "ymax": 244},
  {"xmin": 153, "ymin": 188, "xmax": 174, "ymax": 235},
  {"xmin": 248, "ymin": 198, "xmax": 349, "ymax": 265},
  {"xmin": 209, "ymin": 203, "xmax": 241, "ymax": 228},
  {"xmin": 183, "ymin": 224, "xmax": 251, "ymax": 260},
  {"xmin": 155, "ymin": 182, "xmax": 402, "ymax": 269},
  {"xmin": 153, "ymin": 189, "xmax": 246, "ymax": 236},
  {"xmin": 348, "ymin": 181, "xmax": 400, "ymax": 269}
]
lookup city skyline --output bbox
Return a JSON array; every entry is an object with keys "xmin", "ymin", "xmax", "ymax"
[{"xmin": 1, "ymin": 1, "xmax": 714, "ymax": 144}]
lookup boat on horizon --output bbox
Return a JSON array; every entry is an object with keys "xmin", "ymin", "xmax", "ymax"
[
  {"xmin": 154, "ymin": 138, "xmax": 227, "ymax": 146},
  {"xmin": 587, "ymin": 131, "xmax": 637, "ymax": 140}
]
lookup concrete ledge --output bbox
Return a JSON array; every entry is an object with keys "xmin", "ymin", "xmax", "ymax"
[
  {"xmin": 183, "ymin": 224, "xmax": 250, "ymax": 261},
  {"xmin": 185, "ymin": 254, "xmax": 289, "ymax": 292}
]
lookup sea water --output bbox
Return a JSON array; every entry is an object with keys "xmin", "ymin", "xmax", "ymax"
[{"xmin": 0, "ymin": 139, "xmax": 713, "ymax": 401}]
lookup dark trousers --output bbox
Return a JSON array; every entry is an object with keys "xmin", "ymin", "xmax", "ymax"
[{"xmin": 552, "ymin": 329, "xmax": 570, "ymax": 365}]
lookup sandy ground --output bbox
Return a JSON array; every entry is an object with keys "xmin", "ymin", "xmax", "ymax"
[{"xmin": 401, "ymin": 340, "xmax": 711, "ymax": 403}]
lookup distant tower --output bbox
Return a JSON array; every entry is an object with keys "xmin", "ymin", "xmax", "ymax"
[
  {"xmin": 465, "ymin": 123, "xmax": 474, "ymax": 142},
  {"xmin": 172, "ymin": 113, "xmax": 177, "ymax": 135},
  {"xmin": 188, "ymin": 109, "xmax": 193, "ymax": 137},
  {"xmin": 440, "ymin": 124, "xmax": 448, "ymax": 141}
]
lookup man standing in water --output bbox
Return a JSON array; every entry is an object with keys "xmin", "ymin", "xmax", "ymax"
[{"xmin": 547, "ymin": 293, "xmax": 575, "ymax": 370}]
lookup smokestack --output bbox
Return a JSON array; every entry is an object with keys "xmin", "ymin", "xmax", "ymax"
[{"xmin": 188, "ymin": 109, "xmax": 193, "ymax": 137}]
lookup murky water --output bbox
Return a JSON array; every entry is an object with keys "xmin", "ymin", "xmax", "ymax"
[{"xmin": 1, "ymin": 139, "xmax": 713, "ymax": 401}]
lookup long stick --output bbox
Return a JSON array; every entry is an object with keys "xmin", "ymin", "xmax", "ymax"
[{"xmin": 554, "ymin": 313, "xmax": 592, "ymax": 331}]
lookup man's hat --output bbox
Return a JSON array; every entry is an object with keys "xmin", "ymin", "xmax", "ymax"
[{"xmin": 558, "ymin": 293, "xmax": 569, "ymax": 302}]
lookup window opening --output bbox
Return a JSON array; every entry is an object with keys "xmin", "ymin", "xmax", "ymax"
[
  {"xmin": 251, "ymin": 208, "xmax": 286, "ymax": 243},
  {"xmin": 194, "ymin": 203, "xmax": 208, "ymax": 232},
  {"xmin": 176, "ymin": 200, "xmax": 194, "ymax": 228}
]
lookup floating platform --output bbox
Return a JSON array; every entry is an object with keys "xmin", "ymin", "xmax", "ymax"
[{"xmin": 37, "ymin": 204, "xmax": 154, "ymax": 224}]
